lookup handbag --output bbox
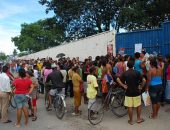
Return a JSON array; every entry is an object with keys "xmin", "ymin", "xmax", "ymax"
[{"xmin": 142, "ymin": 92, "xmax": 151, "ymax": 106}]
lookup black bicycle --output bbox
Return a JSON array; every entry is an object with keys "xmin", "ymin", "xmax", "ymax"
[
  {"xmin": 45, "ymin": 87, "xmax": 66, "ymax": 119},
  {"xmin": 88, "ymin": 83, "xmax": 127, "ymax": 125}
]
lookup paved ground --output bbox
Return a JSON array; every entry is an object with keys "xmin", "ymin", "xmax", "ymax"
[{"xmin": 0, "ymin": 95, "xmax": 170, "ymax": 130}]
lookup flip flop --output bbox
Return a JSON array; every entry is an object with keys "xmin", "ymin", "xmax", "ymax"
[
  {"xmin": 149, "ymin": 115, "xmax": 157, "ymax": 119},
  {"xmin": 32, "ymin": 116, "xmax": 37, "ymax": 121},
  {"xmin": 4, "ymin": 120, "xmax": 12, "ymax": 123},
  {"xmin": 137, "ymin": 118, "xmax": 145, "ymax": 123},
  {"xmin": 128, "ymin": 120, "xmax": 134, "ymax": 125},
  {"xmin": 71, "ymin": 113, "xmax": 80, "ymax": 116},
  {"xmin": 14, "ymin": 123, "xmax": 21, "ymax": 128}
]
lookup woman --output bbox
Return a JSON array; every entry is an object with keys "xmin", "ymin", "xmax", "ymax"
[
  {"xmin": 26, "ymin": 70, "xmax": 39, "ymax": 121},
  {"xmin": 147, "ymin": 59, "xmax": 163, "ymax": 119},
  {"xmin": 115, "ymin": 56, "xmax": 125, "ymax": 77},
  {"xmin": 43, "ymin": 62, "xmax": 52, "ymax": 82},
  {"xmin": 13, "ymin": 68, "xmax": 34, "ymax": 127},
  {"xmin": 43, "ymin": 61, "xmax": 52, "ymax": 105},
  {"xmin": 72, "ymin": 66, "xmax": 83, "ymax": 115}
]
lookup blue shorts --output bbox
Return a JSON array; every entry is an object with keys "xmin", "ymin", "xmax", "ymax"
[
  {"xmin": 149, "ymin": 85, "xmax": 163, "ymax": 104},
  {"xmin": 14, "ymin": 94, "xmax": 28, "ymax": 109}
]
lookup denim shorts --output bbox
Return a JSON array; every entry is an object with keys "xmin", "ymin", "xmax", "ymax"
[
  {"xmin": 14, "ymin": 94, "xmax": 28, "ymax": 109},
  {"xmin": 149, "ymin": 85, "xmax": 163, "ymax": 104}
]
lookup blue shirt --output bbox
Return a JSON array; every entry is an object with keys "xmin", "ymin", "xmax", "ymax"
[{"xmin": 134, "ymin": 59, "xmax": 142, "ymax": 74}]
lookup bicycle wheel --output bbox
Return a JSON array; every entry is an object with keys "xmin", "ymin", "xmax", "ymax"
[
  {"xmin": 88, "ymin": 100, "xmax": 104, "ymax": 125},
  {"xmin": 110, "ymin": 93, "xmax": 127, "ymax": 117},
  {"xmin": 54, "ymin": 96, "xmax": 66, "ymax": 119},
  {"xmin": 9, "ymin": 95, "xmax": 16, "ymax": 109}
]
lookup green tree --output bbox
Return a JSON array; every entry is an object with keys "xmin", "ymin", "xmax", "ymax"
[
  {"xmin": 12, "ymin": 18, "xmax": 65, "ymax": 53},
  {"xmin": 13, "ymin": 49, "xmax": 18, "ymax": 57},
  {"xmin": 117, "ymin": 0, "xmax": 170, "ymax": 31},
  {"xmin": 0, "ymin": 52, "xmax": 7, "ymax": 61},
  {"xmin": 39, "ymin": 0, "xmax": 125, "ymax": 39}
]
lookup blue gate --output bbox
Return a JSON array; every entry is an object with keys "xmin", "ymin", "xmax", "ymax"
[{"xmin": 116, "ymin": 21, "xmax": 170, "ymax": 56}]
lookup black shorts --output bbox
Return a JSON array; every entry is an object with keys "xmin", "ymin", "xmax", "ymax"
[{"xmin": 149, "ymin": 85, "xmax": 163, "ymax": 104}]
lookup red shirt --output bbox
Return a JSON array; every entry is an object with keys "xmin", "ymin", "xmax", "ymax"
[
  {"xmin": 167, "ymin": 65, "xmax": 170, "ymax": 80},
  {"xmin": 13, "ymin": 78, "xmax": 32, "ymax": 94}
]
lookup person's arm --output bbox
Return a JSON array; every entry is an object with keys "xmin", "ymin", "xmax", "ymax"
[
  {"xmin": 46, "ymin": 74, "xmax": 50, "ymax": 83},
  {"xmin": 29, "ymin": 84, "xmax": 35, "ymax": 94},
  {"xmin": 117, "ymin": 78, "xmax": 128, "ymax": 90},
  {"xmin": 146, "ymin": 69, "xmax": 151, "ymax": 91}
]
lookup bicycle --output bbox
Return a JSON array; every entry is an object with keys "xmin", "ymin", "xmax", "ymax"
[
  {"xmin": 88, "ymin": 83, "xmax": 127, "ymax": 125},
  {"xmin": 9, "ymin": 86, "xmax": 16, "ymax": 109},
  {"xmin": 9, "ymin": 93, "xmax": 16, "ymax": 109},
  {"xmin": 45, "ymin": 87, "xmax": 66, "ymax": 119}
]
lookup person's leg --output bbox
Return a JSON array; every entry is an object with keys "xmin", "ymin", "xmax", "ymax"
[
  {"xmin": 48, "ymin": 94, "xmax": 52, "ymax": 109},
  {"xmin": 22, "ymin": 107, "xmax": 29, "ymax": 126},
  {"xmin": 32, "ymin": 99, "xmax": 37, "ymax": 121},
  {"xmin": 136, "ymin": 105, "xmax": 141, "ymax": 120},
  {"xmin": 69, "ymin": 81, "xmax": 74, "ymax": 97},
  {"xmin": 156, "ymin": 103, "xmax": 160, "ymax": 117},
  {"xmin": 128, "ymin": 107, "xmax": 133, "ymax": 124},
  {"xmin": 136, "ymin": 105, "xmax": 144, "ymax": 123},
  {"xmin": 16, "ymin": 108, "xmax": 22, "ymax": 127},
  {"xmin": 151, "ymin": 104, "xmax": 157, "ymax": 118},
  {"xmin": 0, "ymin": 93, "xmax": 10, "ymax": 123},
  {"xmin": 83, "ymin": 82, "xmax": 88, "ymax": 104}
]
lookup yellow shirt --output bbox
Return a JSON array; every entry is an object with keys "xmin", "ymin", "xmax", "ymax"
[
  {"xmin": 87, "ymin": 75, "xmax": 98, "ymax": 99},
  {"xmin": 37, "ymin": 63, "xmax": 43, "ymax": 71}
]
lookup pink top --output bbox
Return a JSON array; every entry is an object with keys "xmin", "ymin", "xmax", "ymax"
[
  {"xmin": 167, "ymin": 65, "xmax": 170, "ymax": 80},
  {"xmin": 43, "ymin": 69, "xmax": 52, "ymax": 82}
]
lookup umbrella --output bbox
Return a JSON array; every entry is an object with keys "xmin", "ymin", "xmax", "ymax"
[{"xmin": 56, "ymin": 53, "xmax": 65, "ymax": 58}]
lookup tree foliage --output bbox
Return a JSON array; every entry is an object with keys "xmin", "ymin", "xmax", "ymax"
[
  {"xmin": 118, "ymin": 0, "xmax": 170, "ymax": 31},
  {"xmin": 39, "ymin": 0, "xmax": 170, "ymax": 33},
  {"xmin": 12, "ymin": 18, "xmax": 65, "ymax": 53},
  {"xmin": 39, "ymin": 0, "xmax": 125, "ymax": 39},
  {"xmin": 13, "ymin": 0, "xmax": 170, "ymax": 54},
  {"xmin": 0, "ymin": 52, "xmax": 7, "ymax": 61}
]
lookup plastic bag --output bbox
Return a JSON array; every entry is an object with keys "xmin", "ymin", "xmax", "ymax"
[{"xmin": 142, "ymin": 92, "xmax": 151, "ymax": 106}]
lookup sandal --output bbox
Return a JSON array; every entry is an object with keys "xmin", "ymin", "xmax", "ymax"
[
  {"xmin": 71, "ymin": 112, "xmax": 80, "ymax": 116},
  {"xmin": 4, "ymin": 120, "xmax": 12, "ymax": 123},
  {"xmin": 14, "ymin": 123, "xmax": 21, "ymax": 128},
  {"xmin": 32, "ymin": 116, "xmax": 37, "ymax": 121},
  {"xmin": 29, "ymin": 113, "xmax": 34, "ymax": 117},
  {"xmin": 149, "ymin": 115, "xmax": 157, "ymax": 119},
  {"xmin": 137, "ymin": 118, "xmax": 145, "ymax": 123},
  {"xmin": 128, "ymin": 120, "xmax": 134, "ymax": 125}
]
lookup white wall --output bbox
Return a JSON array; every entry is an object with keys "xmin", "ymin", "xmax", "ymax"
[{"xmin": 19, "ymin": 30, "xmax": 115, "ymax": 61}]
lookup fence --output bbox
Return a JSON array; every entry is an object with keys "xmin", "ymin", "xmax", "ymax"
[{"xmin": 116, "ymin": 21, "xmax": 170, "ymax": 56}]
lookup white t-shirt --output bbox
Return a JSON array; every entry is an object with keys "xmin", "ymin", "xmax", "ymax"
[
  {"xmin": 0, "ymin": 73, "xmax": 11, "ymax": 92},
  {"xmin": 34, "ymin": 69, "xmax": 39, "ymax": 79},
  {"xmin": 60, "ymin": 70, "xmax": 67, "ymax": 83}
]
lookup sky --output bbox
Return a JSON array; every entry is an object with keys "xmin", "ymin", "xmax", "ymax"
[{"xmin": 0, "ymin": 0, "xmax": 53, "ymax": 55}]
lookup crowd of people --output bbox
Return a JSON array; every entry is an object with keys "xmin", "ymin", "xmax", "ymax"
[{"xmin": 0, "ymin": 51, "xmax": 170, "ymax": 127}]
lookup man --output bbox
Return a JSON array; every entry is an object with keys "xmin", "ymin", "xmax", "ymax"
[
  {"xmin": 59, "ymin": 65, "xmax": 67, "ymax": 96},
  {"xmin": 82, "ymin": 58, "xmax": 90, "ymax": 104},
  {"xmin": 87, "ymin": 66, "xmax": 98, "ymax": 113},
  {"xmin": 46, "ymin": 64, "xmax": 64, "ymax": 110},
  {"xmin": 0, "ymin": 66, "xmax": 12, "ymax": 123},
  {"xmin": 117, "ymin": 60, "xmax": 145, "ymax": 125}
]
